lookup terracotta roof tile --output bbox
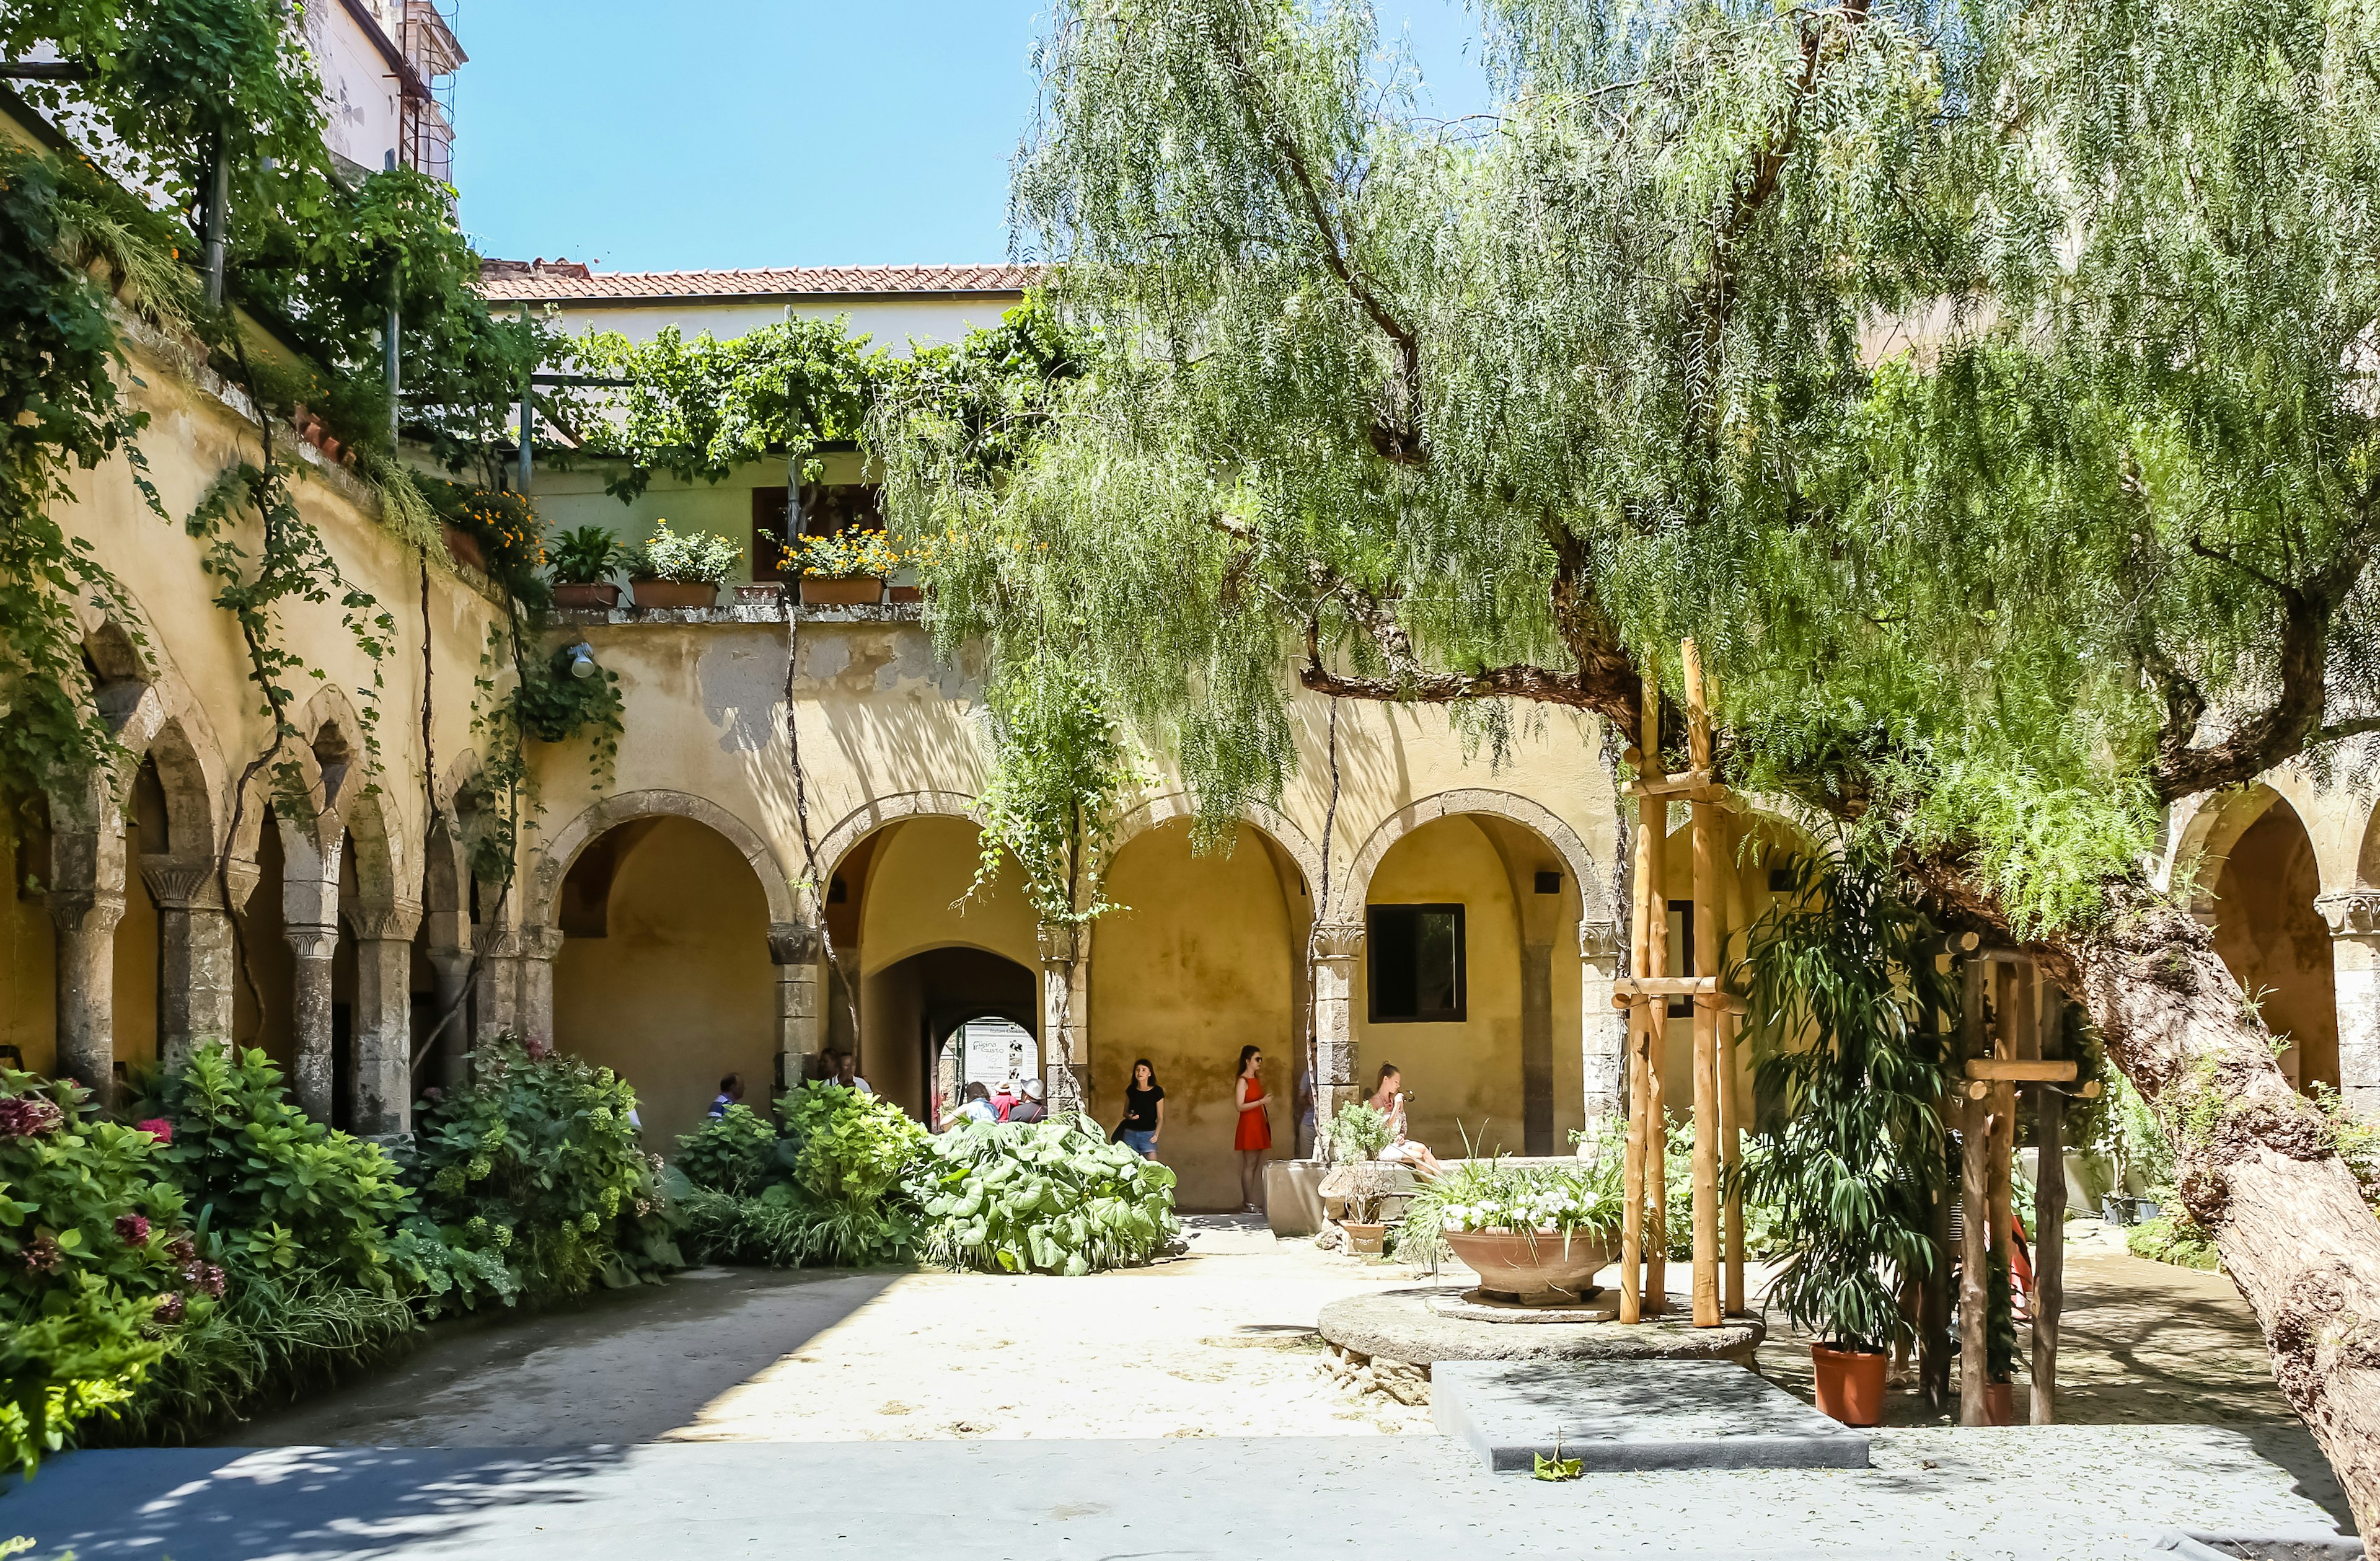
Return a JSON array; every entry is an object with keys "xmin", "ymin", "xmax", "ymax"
[{"xmin": 475, "ymin": 262, "xmax": 1036, "ymax": 303}]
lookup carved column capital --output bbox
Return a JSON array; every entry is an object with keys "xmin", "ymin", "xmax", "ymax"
[
  {"xmin": 2319, "ymin": 891, "xmax": 2380, "ymax": 940},
  {"xmin": 1038, "ymin": 922, "xmax": 1085, "ymax": 966},
  {"xmin": 1310, "ymin": 921, "xmax": 1364, "ymax": 962},
  {"xmin": 473, "ymin": 926, "xmax": 524, "ymax": 961},
  {"xmin": 517, "ymin": 924, "xmax": 566, "ymax": 961},
  {"xmin": 346, "ymin": 900, "xmax": 425, "ymax": 942},
  {"xmin": 46, "ymin": 888, "xmax": 126, "ymax": 937},
  {"xmin": 1579, "ymin": 921, "xmax": 1621, "ymax": 961},
  {"xmin": 139, "ymin": 857, "xmax": 222, "ymax": 911},
  {"xmin": 769, "ymin": 921, "xmax": 825, "ymax": 965},
  {"xmin": 284, "ymin": 923, "xmax": 340, "ymax": 962}
]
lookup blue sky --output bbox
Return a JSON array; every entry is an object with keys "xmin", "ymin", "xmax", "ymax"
[{"xmin": 451, "ymin": 1, "xmax": 1490, "ymax": 272}]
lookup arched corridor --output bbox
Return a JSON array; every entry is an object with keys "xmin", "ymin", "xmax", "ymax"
[{"xmin": 2210, "ymin": 794, "xmax": 2340, "ymax": 1093}]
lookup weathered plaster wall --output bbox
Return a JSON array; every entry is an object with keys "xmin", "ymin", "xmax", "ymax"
[
  {"xmin": 554, "ymin": 816, "xmax": 777, "ymax": 1148},
  {"xmin": 1091, "ymin": 821, "xmax": 1299, "ymax": 1211},
  {"xmin": 2, "ymin": 825, "xmax": 58, "ymax": 1071}
]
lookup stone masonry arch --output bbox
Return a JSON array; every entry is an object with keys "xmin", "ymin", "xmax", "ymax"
[{"xmin": 1333, "ymin": 788, "xmax": 1610, "ymax": 927}]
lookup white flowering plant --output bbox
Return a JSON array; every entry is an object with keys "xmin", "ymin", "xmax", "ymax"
[
  {"xmin": 1399, "ymin": 1123, "xmax": 1625, "ymax": 1266},
  {"xmin": 630, "ymin": 521, "xmax": 742, "ymax": 585}
]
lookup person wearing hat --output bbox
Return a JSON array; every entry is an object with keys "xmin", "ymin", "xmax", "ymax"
[{"xmin": 1010, "ymin": 1078, "xmax": 1047, "ymax": 1123}]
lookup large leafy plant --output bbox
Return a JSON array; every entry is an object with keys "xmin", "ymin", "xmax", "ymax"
[
  {"xmin": 630, "ymin": 521, "xmax": 741, "ymax": 586},
  {"xmin": 412, "ymin": 1037, "xmax": 680, "ymax": 1302},
  {"xmin": 671, "ymin": 1086, "xmax": 926, "ymax": 1268},
  {"xmin": 1739, "ymin": 849, "xmax": 1955, "ymax": 1355},
  {"xmin": 0, "ymin": 1073, "xmax": 206, "ymax": 1474},
  {"xmin": 919, "ymin": 1115, "xmax": 1178, "ymax": 1276},
  {"xmin": 134, "ymin": 1046, "xmax": 416, "ymax": 1293}
]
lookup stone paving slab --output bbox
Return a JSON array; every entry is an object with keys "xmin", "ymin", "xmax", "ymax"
[
  {"xmin": 1321, "ymin": 1284, "xmax": 1763, "ymax": 1363},
  {"xmin": 0, "ymin": 1426, "xmax": 2349, "ymax": 1561},
  {"xmin": 1434, "ymin": 1358, "xmax": 1871, "ymax": 1472}
]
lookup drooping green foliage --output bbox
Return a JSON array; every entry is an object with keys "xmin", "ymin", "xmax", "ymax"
[
  {"xmin": 670, "ymin": 1084, "xmax": 927, "ymax": 1268},
  {"xmin": 920, "ymin": 1115, "xmax": 1179, "ymax": 1276},
  {"xmin": 968, "ymin": 655, "xmax": 1140, "ymax": 927},
  {"xmin": 871, "ymin": 0, "xmax": 2380, "ymax": 942},
  {"xmin": 572, "ymin": 318, "xmax": 881, "ymax": 500},
  {"xmin": 1740, "ymin": 849, "xmax": 1955, "ymax": 1354}
]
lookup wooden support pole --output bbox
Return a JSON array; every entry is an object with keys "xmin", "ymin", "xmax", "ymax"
[
  {"xmin": 2032, "ymin": 982, "xmax": 2066, "ymax": 1425},
  {"xmin": 1959, "ymin": 1086, "xmax": 1990, "ymax": 1425},
  {"xmin": 1684, "ymin": 640, "xmax": 1721, "ymax": 1329},
  {"xmin": 1957, "ymin": 956, "xmax": 1987, "ymax": 1425},
  {"xmin": 1641, "ymin": 671, "xmax": 1670, "ymax": 1314},
  {"xmin": 1721, "ymin": 1006, "xmax": 1746, "ymax": 1315},
  {"xmin": 1618, "ymin": 668, "xmax": 1660, "ymax": 1325}
]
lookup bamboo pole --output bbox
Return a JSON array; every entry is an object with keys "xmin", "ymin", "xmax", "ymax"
[
  {"xmin": 1684, "ymin": 641, "xmax": 1721, "ymax": 1328},
  {"xmin": 1641, "ymin": 673, "xmax": 1670, "ymax": 1313},
  {"xmin": 2033, "ymin": 979, "xmax": 2066, "ymax": 1425},
  {"xmin": 1618, "ymin": 670, "xmax": 1662, "ymax": 1325},
  {"xmin": 1720, "ymin": 838, "xmax": 1749, "ymax": 1318},
  {"xmin": 1957, "ymin": 956, "xmax": 1987, "ymax": 1425}
]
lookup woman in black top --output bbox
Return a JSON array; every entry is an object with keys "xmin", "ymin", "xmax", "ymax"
[{"xmin": 1118, "ymin": 1058, "xmax": 1165, "ymax": 1158}]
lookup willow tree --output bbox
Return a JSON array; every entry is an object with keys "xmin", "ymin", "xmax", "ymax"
[{"xmin": 875, "ymin": 0, "xmax": 2380, "ymax": 1515}]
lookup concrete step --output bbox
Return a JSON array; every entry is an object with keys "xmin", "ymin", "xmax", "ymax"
[{"xmin": 1432, "ymin": 1357, "xmax": 1872, "ymax": 1472}]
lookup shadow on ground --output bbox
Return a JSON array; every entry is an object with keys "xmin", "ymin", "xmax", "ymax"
[{"xmin": 215, "ymin": 1266, "xmax": 902, "ymax": 1447}]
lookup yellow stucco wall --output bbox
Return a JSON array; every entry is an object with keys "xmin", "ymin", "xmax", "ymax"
[
  {"xmin": 1091, "ymin": 821, "xmax": 1300, "ymax": 1210},
  {"xmin": 554, "ymin": 816, "xmax": 778, "ymax": 1149},
  {"xmin": 1356, "ymin": 816, "xmax": 1526, "ymax": 1159},
  {"xmin": 2, "ymin": 825, "xmax": 56, "ymax": 1072},
  {"xmin": 2214, "ymin": 803, "xmax": 2341, "ymax": 1090}
]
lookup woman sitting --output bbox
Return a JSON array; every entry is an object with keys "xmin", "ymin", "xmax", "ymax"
[{"xmin": 1365, "ymin": 1064, "xmax": 1442, "ymax": 1177}]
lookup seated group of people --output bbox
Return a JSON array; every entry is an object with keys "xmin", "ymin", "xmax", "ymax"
[{"xmin": 945, "ymin": 1076, "xmax": 1046, "ymax": 1128}]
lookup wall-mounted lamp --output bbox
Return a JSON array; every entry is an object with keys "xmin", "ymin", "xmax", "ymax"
[{"xmin": 568, "ymin": 642, "xmax": 597, "ymax": 680}]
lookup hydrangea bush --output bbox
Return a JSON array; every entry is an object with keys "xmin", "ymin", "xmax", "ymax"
[{"xmin": 630, "ymin": 520, "xmax": 741, "ymax": 585}]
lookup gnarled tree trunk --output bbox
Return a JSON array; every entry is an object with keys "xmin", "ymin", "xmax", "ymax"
[{"xmin": 2036, "ymin": 890, "xmax": 2380, "ymax": 1537}]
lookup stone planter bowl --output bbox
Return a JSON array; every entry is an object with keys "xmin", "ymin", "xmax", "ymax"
[{"xmin": 1443, "ymin": 1228, "xmax": 1610, "ymax": 1305}]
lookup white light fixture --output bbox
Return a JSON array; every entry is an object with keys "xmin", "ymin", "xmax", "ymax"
[{"xmin": 568, "ymin": 643, "xmax": 597, "ymax": 680}]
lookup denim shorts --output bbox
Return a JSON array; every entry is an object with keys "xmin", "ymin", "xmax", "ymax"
[{"xmin": 1120, "ymin": 1128, "xmax": 1158, "ymax": 1157}]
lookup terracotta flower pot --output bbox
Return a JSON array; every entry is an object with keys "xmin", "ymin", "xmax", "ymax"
[
  {"xmin": 1983, "ymin": 1381, "xmax": 2019, "ymax": 1426},
  {"xmin": 799, "ymin": 575, "xmax": 884, "ymax": 606},
  {"xmin": 888, "ymin": 583, "xmax": 924, "ymax": 604},
  {"xmin": 442, "ymin": 523, "xmax": 485, "ymax": 573},
  {"xmin": 630, "ymin": 579, "xmax": 718, "ymax": 611},
  {"xmin": 1341, "ymin": 1221, "xmax": 1386, "ymax": 1255},
  {"xmin": 552, "ymin": 582, "xmax": 620, "ymax": 611},
  {"xmin": 1443, "ymin": 1229, "xmax": 1610, "ymax": 1304},
  {"xmin": 1810, "ymin": 1343, "xmax": 1889, "ymax": 1426}
]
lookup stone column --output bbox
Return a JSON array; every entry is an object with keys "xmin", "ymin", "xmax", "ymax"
[
  {"xmin": 278, "ymin": 818, "xmax": 343, "ymax": 1123},
  {"xmin": 48, "ymin": 815, "xmax": 127, "ymax": 1099},
  {"xmin": 472, "ymin": 925, "xmax": 522, "ymax": 1040},
  {"xmin": 1579, "ymin": 920, "xmax": 1624, "ymax": 1121},
  {"xmin": 347, "ymin": 901, "xmax": 421, "ymax": 1135},
  {"xmin": 1310, "ymin": 920, "xmax": 1364, "ymax": 1123},
  {"xmin": 425, "ymin": 946, "xmax": 474, "ymax": 1091},
  {"xmin": 516, "ymin": 925, "xmax": 564, "ymax": 1050},
  {"xmin": 769, "ymin": 921, "xmax": 827, "ymax": 1092},
  {"xmin": 1038, "ymin": 922, "xmax": 1091, "ymax": 1113},
  {"xmin": 2319, "ymin": 891, "xmax": 2380, "ymax": 1116},
  {"xmin": 141, "ymin": 857, "xmax": 245, "ymax": 1068},
  {"xmin": 1522, "ymin": 940, "xmax": 1556, "ymax": 1156}
]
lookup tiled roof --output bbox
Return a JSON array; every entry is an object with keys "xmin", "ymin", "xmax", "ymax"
[{"xmin": 475, "ymin": 261, "xmax": 1036, "ymax": 304}]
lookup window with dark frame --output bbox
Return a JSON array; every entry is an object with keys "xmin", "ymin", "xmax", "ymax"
[
  {"xmin": 1367, "ymin": 904, "xmax": 1466, "ymax": 1023},
  {"xmin": 1666, "ymin": 898, "xmax": 1694, "ymax": 1018}
]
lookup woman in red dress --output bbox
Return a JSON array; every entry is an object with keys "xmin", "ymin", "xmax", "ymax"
[{"xmin": 1232, "ymin": 1045, "xmax": 1272, "ymax": 1214}]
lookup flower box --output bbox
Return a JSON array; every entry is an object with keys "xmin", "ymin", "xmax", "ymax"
[
  {"xmin": 443, "ymin": 523, "xmax": 485, "ymax": 573},
  {"xmin": 630, "ymin": 580, "xmax": 717, "ymax": 611},
  {"xmin": 799, "ymin": 576, "xmax": 885, "ymax": 606},
  {"xmin": 552, "ymin": 582, "xmax": 620, "ymax": 611},
  {"xmin": 888, "ymin": 583, "xmax": 925, "ymax": 604}
]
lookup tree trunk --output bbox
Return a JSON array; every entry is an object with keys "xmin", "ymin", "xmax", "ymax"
[{"xmin": 2036, "ymin": 890, "xmax": 2380, "ymax": 1537}]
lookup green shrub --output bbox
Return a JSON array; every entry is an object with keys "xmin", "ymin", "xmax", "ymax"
[
  {"xmin": 671, "ymin": 1086, "xmax": 925, "ymax": 1268},
  {"xmin": 0, "ymin": 1073, "xmax": 207, "ymax": 1474},
  {"xmin": 1403, "ymin": 1126, "xmax": 1624, "ymax": 1268},
  {"xmin": 1325, "ymin": 1102, "xmax": 1390, "ymax": 1162},
  {"xmin": 135, "ymin": 1046, "xmax": 421, "ymax": 1295},
  {"xmin": 2127, "ymin": 1213, "xmax": 2222, "ymax": 1271},
  {"xmin": 412, "ymin": 1037, "xmax": 680, "ymax": 1303},
  {"xmin": 920, "ymin": 1115, "xmax": 1178, "ymax": 1275},
  {"xmin": 674, "ymin": 1105, "xmax": 790, "ymax": 1198}
]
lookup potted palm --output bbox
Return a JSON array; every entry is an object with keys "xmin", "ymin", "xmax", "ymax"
[
  {"xmin": 791, "ymin": 526, "xmax": 901, "ymax": 606},
  {"xmin": 628, "ymin": 521, "xmax": 740, "ymax": 611},
  {"xmin": 1740, "ymin": 849, "xmax": 1954, "ymax": 1428},
  {"xmin": 548, "ymin": 524, "xmax": 632, "ymax": 611}
]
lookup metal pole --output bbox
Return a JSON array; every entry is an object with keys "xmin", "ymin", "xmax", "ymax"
[
  {"xmin": 202, "ymin": 142, "xmax": 229, "ymax": 308},
  {"xmin": 384, "ymin": 153, "xmax": 400, "ymax": 446},
  {"xmin": 516, "ymin": 303, "xmax": 532, "ymax": 492}
]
